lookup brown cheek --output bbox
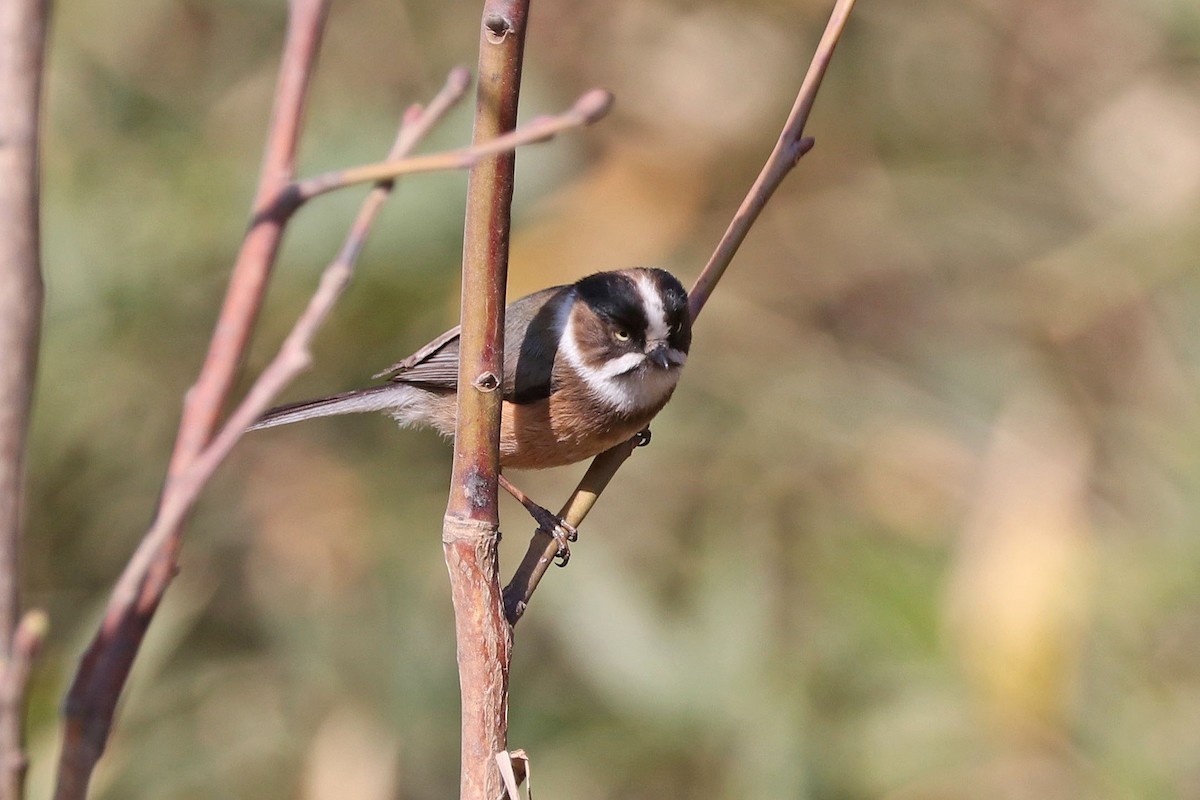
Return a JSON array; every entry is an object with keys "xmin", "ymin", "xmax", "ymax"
[{"xmin": 571, "ymin": 306, "xmax": 619, "ymax": 368}]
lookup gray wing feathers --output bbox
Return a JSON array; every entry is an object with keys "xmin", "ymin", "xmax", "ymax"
[
  {"xmin": 372, "ymin": 325, "xmax": 462, "ymax": 385},
  {"xmin": 370, "ymin": 285, "xmax": 570, "ymax": 400},
  {"xmin": 252, "ymin": 284, "xmax": 572, "ymax": 432}
]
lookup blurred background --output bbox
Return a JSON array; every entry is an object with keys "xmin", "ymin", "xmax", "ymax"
[{"xmin": 21, "ymin": 0, "xmax": 1200, "ymax": 797}]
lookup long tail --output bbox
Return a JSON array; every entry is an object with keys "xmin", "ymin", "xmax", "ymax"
[{"xmin": 248, "ymin": 384, "xmax": 415, "ymax": 431}]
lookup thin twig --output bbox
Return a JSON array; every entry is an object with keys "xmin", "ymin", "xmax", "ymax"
[
  {"xmin": 502, "ymin": 0, "xmax": 858, "ymax": 625},
  {"xmin": 443, "ymin": 2, "xmax": 532, "ymax": 798},
  {"xmin": 0, "ymin": 1, "xmax": 49, "ymax": 797},
  {"xmin": 168, "ymin": 0, "xmax": 331, "ymax": 480},
  {"xmin": 0, "ymin": 611, "xmax": 47, "ymax": 799},
  {"xmin": 687, "ymin": 0, "xmax": 855, "ymax": 319},
  {"xmin": 52, "ymin": 62, "xmax": 471, "ymax": 800},
  {"xmin": 503, "ymin": 438, "xmax": 639, "ymax": 622},
  {"xmin": 187, "ymin": 67, "xmax": 472, "ymax": 499},
  {"xmin": 118, "ymin": 70, "xmax": 476, "ymax": 594},
  {"xmin": 53, "ymin": 4, "xmax": 332, "ymax": 798},
  {"xmin": 289, "ymin": 88, "xmax": 611, "ymax": 207}
]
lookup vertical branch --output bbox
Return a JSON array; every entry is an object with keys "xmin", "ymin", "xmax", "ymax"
[
  {"xmin": 443, "ymin": 1, "xmax": 529, "ymax": 798},
  {"xmin": 0, "ymin": 0, "xmax": 49, "ymax": 797}
]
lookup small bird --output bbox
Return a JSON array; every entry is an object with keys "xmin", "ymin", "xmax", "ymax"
[{"xmin": 251, "ymin": 267, "xmax": 692, "ymax": 562}]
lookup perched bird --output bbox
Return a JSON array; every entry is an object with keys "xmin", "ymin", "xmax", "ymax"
[{"xmin": 251, "ymin": 267, "xmax": 692, "ymax": 562}]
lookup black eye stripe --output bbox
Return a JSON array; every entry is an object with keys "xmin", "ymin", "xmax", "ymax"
[
  {"xmin": 573, "ymin": 268, "xmax": 693, "ymax": 354},
  {"xmin": 575, "ymin": 272, "xmax": 649, "ymax": 335}
]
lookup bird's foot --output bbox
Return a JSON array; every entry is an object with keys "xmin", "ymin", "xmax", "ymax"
[{"xmin": 525, "ymin": 503, "xmax": 577, "ymax": 567}]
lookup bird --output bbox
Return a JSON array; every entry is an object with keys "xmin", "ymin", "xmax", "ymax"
[{"xmin": 250, "ymin": 267, "xmax": 692, "ymax": 563}]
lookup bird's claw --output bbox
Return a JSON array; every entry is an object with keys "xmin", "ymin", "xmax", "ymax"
[
  {"xmin": 634, "ymin": 428, "xmax": 652, "ymax": 447},
  {"xmin": 549, "ymin": 520, "xmax": 577, "ymax": 568},
  {"xmin": 526, "ymin": 504, "xmax": 577, "ymax": 567}
]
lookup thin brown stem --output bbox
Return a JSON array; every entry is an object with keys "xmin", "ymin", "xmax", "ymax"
[
  {"xmin": 0, "ymin": 0, "xmax": 49, "ymax": 797},
  {"xmin": 168, "ymin": 0, "xmax": 330, "ymax": 480},
  {"xmin": 191, "ymin": 68, "xmax": 473, "ymax": 495},
  {"xmin": 53, "ymin": 3, "xmax": 331, "ymax": 797},
  {"xmin": 0, "ymin": 612, "xmax": 46, "ymax": 800},
  {"xmin": 52, "ymin": 63, "xmax": 473, "ymax": 800},
  {"xmin": 443, "ymin": 2, "xmax": 531, "ymax": 797},
  {"xmin": 688, "ymin": 0, "xmax": 855, "ymax": 319},
  {"xmin": 504, "ymin": 437, "xmax": 641, "ymax": 623},
  {"xmin": 502, "ymin": 0, "xmax": 858, "ymax": 626},
  {"xmin": 290, "ymin": 88, "xmax": 610, "ymax": 206}
]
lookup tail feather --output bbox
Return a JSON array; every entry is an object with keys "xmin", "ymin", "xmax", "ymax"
[{"xmin": 249, "ymin": 384, "xmax": 414, "ymax": 431}]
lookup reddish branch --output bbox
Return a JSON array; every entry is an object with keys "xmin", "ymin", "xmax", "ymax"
[
  {"xmin": 0, "ymin": 1, "xmax": 50, "ymax": 798},
  {"xmin": 43, "ymin": 0, "xmax": 853, "ymax": 795},
  {"xmin": 54, "ymin": 3, "xmax": 332, "ymax": 797},
  {"xmin": 443, "ymin": 2, "xmax": 531, "ymax": 798},
  {"xmin": 291, "ymin": 88, "xmax": 611, "ymax": 206},
  {"xmin": 502, "ymin": 0, "xmax": 859, "ymax": 626},
  {"xmin": 52, "ymin": 8, "xmax": 608, "ymax": 797}
]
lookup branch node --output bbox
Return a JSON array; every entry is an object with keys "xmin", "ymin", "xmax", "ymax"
[
  {"xmin": 793, "ymin": 136, "xmax": 816, "ymax": 163},
  {"xmin": 483, "ymin": 14, "xmax": 513, "ymax": 43},
  {"xmin": 473, "ymin": 371, "xmax": 500, "ymax": 392},
  {"xmin": 442, "ymin": 516, "xmax": 498, "ymax": 545}
]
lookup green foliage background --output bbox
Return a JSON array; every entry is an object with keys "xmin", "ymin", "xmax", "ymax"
[{"xmin": 23, "ymin": 0, "xmax": 1200, "ymax": 797}]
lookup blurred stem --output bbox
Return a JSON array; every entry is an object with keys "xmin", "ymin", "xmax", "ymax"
[
  {"xmin": 0, "ymin": 0, "xmax": 49, "ymax": 797},
  {"xmin": 52, "ymin": 2, "xmax": 330, "ymax": 798},
  {"xmin": 444, "ymin": 1, "xmax": 529, "ymax": 797},
  {"xmin": 290, "ymin": 88, "xmax": 610, "ymax": 206},
  {"xmin": 503, "ymin": 0, "xmax": 858, "ymax": 625},
  {"xmin": 184, "ymin": 69, "xmax": 472, "ymax": 497},
  {"xmin": 168, "ymin": 0, "xmax": 330, "ymax": 478},
  {"xmin": 687, "ymin": 0, "xmax": 855, "ymax": 319}
]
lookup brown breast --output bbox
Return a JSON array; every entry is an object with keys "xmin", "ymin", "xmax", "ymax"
[
  {"xmin": 413, "ymin": 378, "xmax": 671, "ymax": 471},
  {"xmin": 498, "ymin": 379, "xmax": 671, "ymax": 470}
]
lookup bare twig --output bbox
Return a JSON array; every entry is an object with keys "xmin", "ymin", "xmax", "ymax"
[
  {"xmin": 169, "ymin": 0, "xmax": 331, "ymax": 480},
  {"xmin": 53, "ymin": 3, "xmax": 332, "ymax": 797},
  {"xmin": 0, "ymin": 612, "xmax": 47, "ymax": 799},
  {"xmin": 52, "ymin": 61, "xmax": 473, "ymax": 800},
  {"xmin": 0, "ymin": 0, "xmax": 49, "ymax": 797},
  {"xmin": 443, "ymin": 2, "xmax": 531, "ymax": 798},
  {"xmin": 503, "ymin": 0, "xmax": 858, "ymax": 625},
  {"xmin": 291, "ymin": 88, "xmax": 611, "ymax": 206},
  {"xmin": 503, "ymin": 437, "xmax": 640, "ymax": 622},
  {"xmin": 185, "ymin": 68, "xmax": 472, "ymax": 502},
  {"xmin": 687, "ymin": 0, "xmax": 855, "ymax": 318}
]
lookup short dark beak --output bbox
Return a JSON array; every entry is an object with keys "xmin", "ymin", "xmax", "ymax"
[{"xmin": 646, "ymin": 345, "xmax": 673, "ymax": 370}]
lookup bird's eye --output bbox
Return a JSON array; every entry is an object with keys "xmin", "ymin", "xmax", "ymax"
[{"xmin": 613, "ymin": 329, "xmax": 631, "ymax": 343}]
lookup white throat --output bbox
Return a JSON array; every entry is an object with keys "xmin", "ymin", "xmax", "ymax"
[{"xmin": 559, "ymin": 306, "xmax": 682, "ymax": 414}]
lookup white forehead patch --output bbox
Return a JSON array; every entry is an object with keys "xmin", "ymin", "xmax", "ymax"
[{"xmin": 635, "ymin": 272, "xmax": 670, "ymax": 342}]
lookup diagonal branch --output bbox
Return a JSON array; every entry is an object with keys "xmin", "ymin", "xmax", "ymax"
[
  {"xmin": 53, "ymin": 4, "xmax": 332, "ymax": 798},
  {"xmin": 168, "ymin": 0, "xmax": 331, "ymax": 481},
  {"xmin": 289, "ymin": 88, "xmax": 611, "ymax": 207},
  {"xmin": 51, "ymin": 60, "xmax": 474, "ymax": 800},
  {"xmin": 503, "ymin": 0, "xmax": 859, "ymax": 625}
]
